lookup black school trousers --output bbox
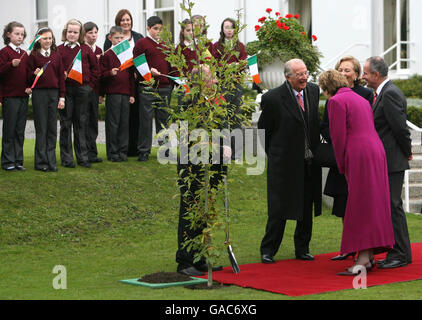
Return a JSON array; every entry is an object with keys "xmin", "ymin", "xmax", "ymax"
[
  {"xmin": 1, "ymin": 97, "xmax": 28, "ymax": 168},
  {"xmin": 32, "ymin": 88, "xmax": 59, "ymax": 170}
]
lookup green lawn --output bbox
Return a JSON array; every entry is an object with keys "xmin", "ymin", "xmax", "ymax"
[{"xmin": 0, "ymin": 139, "xmax": 421, "ymax": 300}]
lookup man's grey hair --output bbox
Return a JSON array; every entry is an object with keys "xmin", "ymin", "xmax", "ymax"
[
  {"xmin": 367, "ymin": 56, "xmax": 389, "ymax": 78},
  {"xmin": 284, "ymin": 59, "xmax": 306, "ymax": 77}
]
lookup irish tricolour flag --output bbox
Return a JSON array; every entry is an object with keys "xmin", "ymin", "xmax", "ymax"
[
  {"xmin": 167, "ymin": 76, "xmax": 190, "ymax": 93},
  {"xmin": 247, "ymin": 55, "xmax": 261, "ymax": 84},
  {"xmin": 133, "ymin": 53, "xmax": 152, "ymax": 82},
  {"xmin": 111, "ymin": 39, "xmax": 134, "ymax": 71},
  {"xmin": 28, "ymin": 35, "xmax": 42, "ymax": 51},
  {"xmin": 68, "ymin": 50, "xmax": 83, "ymax": 84}
]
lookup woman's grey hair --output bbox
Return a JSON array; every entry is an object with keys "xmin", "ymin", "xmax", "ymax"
[
  {"xmin": 367, "ymin": 56, "xmax": 389, "ymax": 78},
  {"xmin": 284, "ymin": 59, "xmax": 305, "ymax": 77}
]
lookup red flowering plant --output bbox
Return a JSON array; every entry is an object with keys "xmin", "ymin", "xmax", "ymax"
[{"xmin": 246, "ymin": 9, "xmax": 322, "ymax": 77}]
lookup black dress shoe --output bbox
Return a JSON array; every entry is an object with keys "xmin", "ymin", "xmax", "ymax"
[
  {"xmin": 3, "ymin": 166, "xmax": 16, "ymax": 171},
  {"xmin": 62, "ymin": 162, "xmax": 76, "ymax": 168},
  {"xmin": 296, "ymin": 253, "xmax": 315, "ymax": 261},
  {"xmin": 178, "ymin": 266, "xmax": 205, "ymax": 277},
  {"xmin": 378, "ymin": 259, "xmax": 408, "ymax": 269},
  {"xmin": 78, "ymin": 162, "xmax": 91, "ymax": 168},
  {"xmin": 35, "ymin": 167, "xmax": 49, "ymax": 172},
  {"xmin": 261, "ymin": 254, "xmax": 275, "ymax": 264},
  {"xmin": 195, "ymin": 264, "xmax": 223, "ymax": 272},
  {"xmin": 15, "ymin": 165, "xmax": 26, "ymax": 171},
  {"xmin": 331, "ymin": 252, "xmax": 356, "ymax": 261},
  {"xmin": 48, "ymin": 166, "xmax": 58, "ymax": 172},
  {"xmin": 89, "ymin": 157, "xmax": 103, "ymax": 163},
  {"xmin": 138, "ymin": 154, "xmax": 149, "ymax": 162}
]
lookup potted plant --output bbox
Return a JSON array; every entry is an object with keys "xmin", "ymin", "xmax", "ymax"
[{"xmin": 246, "ymin": 8, "xmax": 322, "ymax": 90}]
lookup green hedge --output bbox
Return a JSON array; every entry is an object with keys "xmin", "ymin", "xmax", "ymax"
[{"xmin": 393, "ymin": 75, "xmax": 422, "ymax": 99}]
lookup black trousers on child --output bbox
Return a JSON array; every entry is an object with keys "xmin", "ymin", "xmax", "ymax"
[
  {"xmin": 58, "ymin": 85, "xmax": 91, "ymax": 166},
  {"xmin": 137, "ymin": 86, "xmax": 172, "ymax": 157},
  {"xmin": 1, "ymin": 97, "xmax": 28, "ymax": 169},
  {"xmin": 86, "ymin": 90, "xmax": 100, "ymax": 162},
  {"xmin": 105, "ymin": 94, "xmax": 130, "ymax": 161},
  {"xmin": 32, "ymin": 89, "xmax": 58, "ymax": 170}
]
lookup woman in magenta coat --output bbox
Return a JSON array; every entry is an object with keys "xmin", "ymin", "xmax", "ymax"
[{"xmin": 319, "ymin": 70, "xmax": 395, "ymax": 275}]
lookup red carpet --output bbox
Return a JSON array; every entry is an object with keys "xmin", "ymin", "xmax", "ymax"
[{"xmin": 201, "ymin": 243, "xmax": 422, "ymax": 296}]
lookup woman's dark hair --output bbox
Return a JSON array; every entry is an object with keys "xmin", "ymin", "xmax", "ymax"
[
  {"xmin": 178, "ymin": 19, "xmax": 192, "ymax": 46},
  {"xmin": 115, "ymin": 9, "xmax": 133, "ymax": 30},
  {"xmin": 217, "ymin": 17, "xmax": 240, "ymax": 51},
  {"xmin": 84, "ymin": 22, "xmax": 99, "ymax": 33},
  {"xmin": 3, "ymin": 21, "xmax": 27, "ymax": 45},
  {"xmin": 31, "ymin": 27, "xmax": 57, "ymax": 55}
]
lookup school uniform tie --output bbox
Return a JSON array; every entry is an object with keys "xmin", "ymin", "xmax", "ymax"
[
  {"xmin": 16, "ymin": 47, "xmax": 21, "ymax": 54},
  {"xmin": 297, "ymin": 92, "xmax": 305, "ymax": 111},
  {"xmin": 45, "ymin": 51, "xmax": 49, "ymax": 57}
]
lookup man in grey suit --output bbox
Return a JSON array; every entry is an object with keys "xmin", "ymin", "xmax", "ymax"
[{"xmin": 363, "ymin": 56, "xmax": 413, "ymax": 269}]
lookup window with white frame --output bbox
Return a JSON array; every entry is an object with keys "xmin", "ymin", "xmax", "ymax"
[
  {"xmin": 142, "ymin": 0, "xmax": 175, "ymax": 40},
  {"xmin": 384, "ymin": 0, "xmax": 410, "ymax": 71},
  {"xmin": 35, "ymin": 0, "xmax": 48, "ymax": 29}
]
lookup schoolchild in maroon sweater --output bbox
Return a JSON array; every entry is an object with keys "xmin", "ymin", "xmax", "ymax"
[
  {"xmin": 84, "ymin": 22, "xmax": 103, "ymax": 163},
  {"xmin": 175, "ymin": 18, "xmax": 213, "ymax": 76},
  {"xmin": 132, "ymin": 16, "xmax": 173, "ymax": 162},
  {"xmin": 212, "ymin": 18, "xmax": 247, "ymax": 161},
  {"xmin": 57, "ymin": 19, "xmax": 100, "ymax": 168},
  {"xmin": 26, "ymin": 28, "xmax": 65, "ymax": 172},
  {"xmin": 100, "ymin": 26, "xmax": 135, "ymax": 162},
  {"xmin": 0, "ymin": 21, "xmax": 29, "ymax": 171}
]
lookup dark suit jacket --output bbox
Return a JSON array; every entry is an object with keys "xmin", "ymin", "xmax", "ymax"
[
  {"xmin": 103, "ymin": 30, "xmax": 144, "ymax": 52},
  {"xmin": 321, "ymin": 85, "xmax": 373, "ymax": 197},
  {"xmin": 258, "ymin": 81, "xmax": 322, "ymax": 221},
  {"xmin": 373, "ymin": 80, "xmax": 411, "ymax": 173}
]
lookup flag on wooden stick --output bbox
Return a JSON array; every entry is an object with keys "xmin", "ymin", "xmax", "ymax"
[
  {"xmin": 111, "ymin": 39, "xmax": 134, "ymax": 71},
  {"xmin": 133, "ymin": 53, "xmax": 152, "ymax": 82},
  {"xmin": 247, "ymin": 55, "xmax": 261, "ymax": 84},
  {"xmin": 31, "ymin": 61, "xmax": 51, "ymax": 89},
  {"xmin": 68, "ymin": 50, "xmax": 83, "ymax": 84}
]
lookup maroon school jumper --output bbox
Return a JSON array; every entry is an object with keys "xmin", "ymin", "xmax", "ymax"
[
  {"xmin": 27, "ymin": 51, "xmax": 65, "ymax": 97},
  {"xmin": 0, "ymin": 45, "xmax": 28, "ymax": 97},
  {"xmin": 100, "ymin": 50, "xmax": 135, "ymax": 97},
  {"xmin": 57, "ymin": 43, "xmax": 99, "ymax": 88},
  {"xmin": 133, "ymin": 37, "xmax": 172, "ymax": 87}
]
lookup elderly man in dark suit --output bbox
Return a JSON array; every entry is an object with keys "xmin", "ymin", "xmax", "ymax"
[
  {"xmin": 258, "ymin": 59, "xmax": 322, "ymax": 263},
  {"xmin": 363, "ymin": 56, "xmax": 413, "ymax": 269}
]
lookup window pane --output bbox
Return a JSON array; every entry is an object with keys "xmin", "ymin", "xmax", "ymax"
[
  {"xmin": 156, "ymin": 10, "xmax": 174, "ymax": 38},
  {"xmin": 384, "ymin": 0, "xmax": 397, "ymax": 69},
  {"xmin": 155, "ymin": 0, "xmax": 174, "ymax": 8},
  {"xmin": 36, "ymin": 0, "xmax": 48, "ymax": 20}
]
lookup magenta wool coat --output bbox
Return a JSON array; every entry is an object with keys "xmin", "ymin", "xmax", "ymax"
[{"xmin": 328, "ymin": 87, "xmax": 395, "ymax": 254}]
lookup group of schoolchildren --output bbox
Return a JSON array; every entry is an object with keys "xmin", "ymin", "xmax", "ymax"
[{"xmin": 0, "ymin": 14, "xmax": 246, "ymax": 172}]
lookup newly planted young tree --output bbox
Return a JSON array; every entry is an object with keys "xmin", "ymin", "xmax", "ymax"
[{"xmin": 153, "ymin": 0, "xmax": 254, "ymax": 286}]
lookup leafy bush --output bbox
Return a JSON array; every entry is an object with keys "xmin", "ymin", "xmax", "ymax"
[{"xmin": 393, "ymin": 75, "xmax": 422, "ymax": 99}]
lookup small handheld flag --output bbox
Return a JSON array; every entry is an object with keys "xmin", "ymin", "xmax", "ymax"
[
  {"xmin": 31, "ymin": 61, "xmax": 51, "ymax": 89},
  {"xmin": 111, "ymin": 39, "xmax": 134, "ymax": 71},
  {"xmin": 166, "ymin": 75, "xmax": 190, "ymax": 93},
  {"xmin": 67, "ymin": 50, "xmax": 83, "ymax": 84},
  {"xmin": 28, "ymin": 35, "xmax": 42, "ymax": 51},
  {"xmin": 133, "ymin": 54, "xmax": 152, "ymax": 82},
  {"xmin": 247, "ymin": 55, "xmax": 261, "ymax": 84}
]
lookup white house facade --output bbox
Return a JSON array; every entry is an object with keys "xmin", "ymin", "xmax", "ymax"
[{"xmin": 0, "ymin": 0, "xmax": 421, "ymax": 78}]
